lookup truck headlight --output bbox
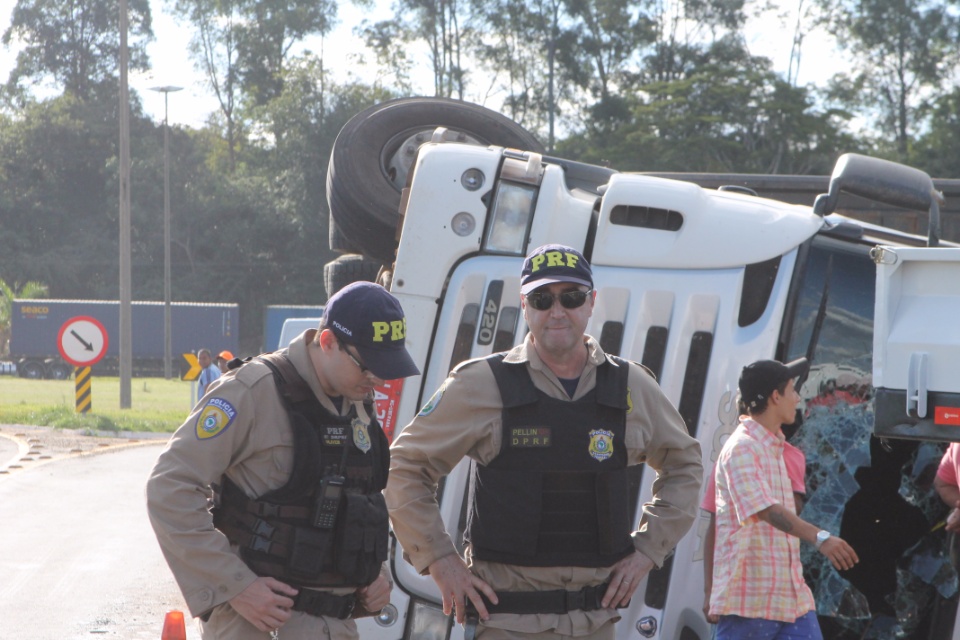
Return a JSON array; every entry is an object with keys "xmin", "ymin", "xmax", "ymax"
[
  {"xmin": 404, "ymin": 598, "xmax": 452, "ymax": 640},
  {"xmin": 484, "ymin": 181, "xmax": 536, "ymax": 255}
]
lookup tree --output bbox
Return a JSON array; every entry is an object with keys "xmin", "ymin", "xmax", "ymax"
[
  {"xmin": 2, "ymin": 0, "xmax": 153, "ymax": 101},
  {"xmin": 557, "ymin": 38, "xmax": 856, "ymax": 174},
  {"xmin": 233, "ymin": 0, "xmax": 339, "ymax": 107},
  {"xmin": 913, "ymin": 88, "xmax": 960, "ymax": 178},
  {"xmin": 362, "ymin": 0, "xmax": 470, "ymax": 100},
  {"xmin": 174, "ymin": 0, "xmax": 244, "ymax": 170},
  {"xmin": 819, "ymin": 0, "xmax": 958, "ymax": 159}
]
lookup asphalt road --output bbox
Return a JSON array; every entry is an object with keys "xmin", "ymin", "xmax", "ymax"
[{"xmin": 0, "ymin": 429, "xmax": 201, "ymax": 639}]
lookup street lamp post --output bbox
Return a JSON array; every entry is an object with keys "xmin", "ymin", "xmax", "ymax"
[{"xmin": 150, "ymin": 85, "xmax": 183, "ymax": 380}]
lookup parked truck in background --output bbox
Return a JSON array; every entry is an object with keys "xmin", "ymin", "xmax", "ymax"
[
  {"xmin": 8, "ymin": 299, "xmax": 239, "ymax": 379},
  {"xmin": 262, "ymin": 305, "xmax": 325, "ymax": 352},
  {"xmin": 321, "ymin": 99, "xmax": 960, "ymax": 640}
]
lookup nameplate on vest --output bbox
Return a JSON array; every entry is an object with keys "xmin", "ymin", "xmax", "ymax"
[
  {"xmin": 322, "ymin": 425, "xmax": 349, "ymax": 447},
  {"xmin": 509, "ymin": 427, "xmax": 552, "ymax": 447}
]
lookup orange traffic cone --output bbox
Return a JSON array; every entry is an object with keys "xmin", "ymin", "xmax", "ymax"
[{"xmin": 161, "ymin": 610, "xmax": 187, "ymax": 640}]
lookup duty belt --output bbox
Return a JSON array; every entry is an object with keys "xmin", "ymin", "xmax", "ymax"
[
  {"xmin": 468, "ymin": 581, "xmax": 615, "ymax": 616},
  {"xmin": 292, "ymin": 589, "xmax": 356, "ymax": 619}
]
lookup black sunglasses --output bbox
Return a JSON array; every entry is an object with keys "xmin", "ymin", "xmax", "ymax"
[
  {"xmin": 524, "ymin": 289, "xmax": 592, "ymax": 311},
  {"xmin": 336, "ymin": 337, "xmax": 369, "ymax": 374}
]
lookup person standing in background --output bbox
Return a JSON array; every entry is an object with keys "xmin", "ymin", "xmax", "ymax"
[
  {"xmin": 217, "ymin": 350, "xmax": 235, "ymax": 374},
  {"xmin": 197, "ymin": 348, "xmax": 220, "ymax": 402},
  {"xmin": 702, "ymin": 431, "xmax": 807, "ymax": 624}
]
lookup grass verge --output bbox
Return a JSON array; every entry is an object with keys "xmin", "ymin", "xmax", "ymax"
[{"xmin": 0, "ymin": 376, "xmax": 195, "ymax": 432}]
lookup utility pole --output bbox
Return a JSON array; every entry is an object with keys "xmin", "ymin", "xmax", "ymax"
[
  {"xmin": 150, "ymin": 86, "xmax": 183, "ymax": 380},
  {"xmin": 119, "ymin": 0, "xmax": 132, "ymax": 408}
]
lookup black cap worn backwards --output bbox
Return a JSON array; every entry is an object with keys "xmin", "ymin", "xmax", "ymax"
[
  {"xmin": 738, "ymin": 358, "xmax": 809, "ymax": 410},
  {"xmin": 322, "ymin": 282, "xmax": 420, "ymax": 381}
]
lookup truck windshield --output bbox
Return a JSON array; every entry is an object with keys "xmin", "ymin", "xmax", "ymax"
[{"xmin": 782, "ymin": 238, "xmax": 954, "ymax": 639}]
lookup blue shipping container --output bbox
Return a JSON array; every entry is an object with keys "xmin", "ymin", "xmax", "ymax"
[{"xmin": 10, "ymin": 299, "xmax": 239, "ymax": 362}]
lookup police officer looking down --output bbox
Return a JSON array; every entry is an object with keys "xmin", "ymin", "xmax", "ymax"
[
  {"xmin": 147, "ymin": 282, "xmax": 420, "ymax": 639},
  {"xmin": 385, "ymin": 244, "xmax": 703, "ymax": 640}
]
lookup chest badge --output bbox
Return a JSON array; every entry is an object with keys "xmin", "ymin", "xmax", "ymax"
[
  {"xmin": 352, "ymin": 417, "xmax": 372, "ymax": 453},
  {"xmin": 588, "ymin": 429, "xmax": 614, "ymax": 462}
]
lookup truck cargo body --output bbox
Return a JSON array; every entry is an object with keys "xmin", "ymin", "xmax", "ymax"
[{"xmin": 10, "ymin": 299, "xmax": 239, "ymax": 379}]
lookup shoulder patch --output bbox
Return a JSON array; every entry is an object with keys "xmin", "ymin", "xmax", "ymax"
[
  {"xmin": 418, "ymin": 380, "xmax": 447, "ymax": 416},
  {"xmin": 196, "ymin": 397, "xmax": 237, "ymax": 440},
  {"xmin": 626, "ymin": 388, "xmax": 633, "ymax": 415}
]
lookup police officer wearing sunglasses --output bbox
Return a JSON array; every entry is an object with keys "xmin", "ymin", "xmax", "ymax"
[
  {"xmin": 386, "ymin": 244, "xmax": 702, "ymax": 639},
  {"xmin": 148, "ymin": 282, "xmax": 420, "ymax": 639}
]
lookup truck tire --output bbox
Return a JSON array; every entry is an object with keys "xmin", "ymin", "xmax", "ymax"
[
  {"xmin": 49, "ymin": 362, "xmax": 73, "ymax": 380},
  {"xmin": 326, "ymin": 97, "xmax": 544, "ymax": 264},
  {"xmin": 324, "ymin": 254, "xmax": 384, "ymax": 299},
  {"xmin": 19, "ymin": 360, "xmax": 46, "ymax": 379}
]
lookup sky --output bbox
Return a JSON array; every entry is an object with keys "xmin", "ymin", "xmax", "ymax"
[{"xmin": 0, "ymin": 0, "xmax": 846, "ymax": 130}]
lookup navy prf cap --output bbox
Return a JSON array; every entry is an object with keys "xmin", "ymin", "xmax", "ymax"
[
  {"xmin": 323, "ymin": 282, "xmax": 420, "ymax": 380},
  {"xmin": 739, "ymin": 358, "xmax": 809, "ymax": 409},
  {"xmin": 520, "ymin": 244, "xmax": 593, "ymax": 295}
]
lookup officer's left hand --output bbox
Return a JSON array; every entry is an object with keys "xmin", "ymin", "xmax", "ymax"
[
  {"xmin": 602, "ymin": 551, "xmax": 654, "ymax": 608},
  {"xmin": 356, "ymin": 574, "xmax": 391, "ymax": 613}
]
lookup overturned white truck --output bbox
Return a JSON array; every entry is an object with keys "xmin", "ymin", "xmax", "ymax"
[{"xmin": 325, "ymin": 99, "xmax": 960, "ymax": 640}]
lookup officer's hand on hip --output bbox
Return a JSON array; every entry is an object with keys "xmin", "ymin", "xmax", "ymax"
[
  {"xmin": 602, "ymin": 551, "xmax": 654, "ymax": 608},
  {"xmin": 357, "ymin": 573, "xmax": 392, "ymax": 613},
  {"xmin": 428, "ymin": 553, "xmax": 499, "ymax": 623},
  {"xmin": 229, "ymin": 576, "xmax": 298, "ymax": 632}
]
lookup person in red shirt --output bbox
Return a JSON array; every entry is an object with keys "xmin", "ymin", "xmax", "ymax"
[{"xmin": 934, "ymin": 443, "xmax": 960, "ymax": 533}]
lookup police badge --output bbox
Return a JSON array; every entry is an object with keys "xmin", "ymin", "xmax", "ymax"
[
  {"xmin": 352, "ymin": 417, "xmax": 372, "ymax": 453},
  {"xmin": 588, "ymin": 429, "xmax": 614, "ymax": 461}
]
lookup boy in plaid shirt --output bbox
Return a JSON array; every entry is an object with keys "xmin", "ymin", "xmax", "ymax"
[{"xmin": 710, "ymin": 358, "xmax": 859, "ymax": 639}]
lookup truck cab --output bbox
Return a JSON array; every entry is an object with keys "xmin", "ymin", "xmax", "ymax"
[{"xmin": 348, "ymin": 141, "xmax": 959, "ymax": 640}]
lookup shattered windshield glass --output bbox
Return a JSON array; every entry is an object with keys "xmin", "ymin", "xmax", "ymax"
[{"xmin": 784, "ymin": 240, "xmax": 957, "ymax": 639}]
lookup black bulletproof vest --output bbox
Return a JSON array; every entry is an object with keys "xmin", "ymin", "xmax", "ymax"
[
  {"xmin": 213, "ymin": 353, "xmax": 390, "ymax": 587},
  {"xmin": 465, "ymin": 353, "xmax": 635, "ymax": 567}
]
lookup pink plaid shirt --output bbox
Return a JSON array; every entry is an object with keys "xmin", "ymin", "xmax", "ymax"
[{"xmin": 710, "ymin": 417, "xmax": 816, "ymax": 622}]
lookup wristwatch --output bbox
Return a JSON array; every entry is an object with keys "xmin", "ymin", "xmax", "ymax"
[{"xmin": 815, "ymin": 530, "xmax": 832, "ymax": 549}]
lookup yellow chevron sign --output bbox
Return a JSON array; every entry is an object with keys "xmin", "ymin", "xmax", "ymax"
[{"xmin": 181, "ymin": 353, "xmax": 202, "ymax": 381}]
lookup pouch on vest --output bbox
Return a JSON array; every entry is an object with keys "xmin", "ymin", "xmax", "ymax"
[
  {"xmin": 468, "ymin": 467, "xmax": 542, "ymax": 556},
  {"xmin": 288, "ymin": 527, "xmax": 334, "ymax": 580},
  {"xmin": 596, "ymin": 467, "xmax": 631, "ymax": 555},
  {"xmin": 335, "ymin": 492, "xmax": 389, "ymax": 584}
]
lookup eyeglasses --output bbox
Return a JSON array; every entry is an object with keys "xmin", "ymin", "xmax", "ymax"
[
  {"xmin": 336, "ymin": 337, "xmax": 369, "ymax": 375},
  {"xmin": 524, "ymin": 289, "xmax": 592, "ymax": 311}
]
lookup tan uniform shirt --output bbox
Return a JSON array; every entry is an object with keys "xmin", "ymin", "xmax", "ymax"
[
  {"xmin": 385, "ymin": 335, "xmax": 703, "ymax": 635},
  {"xmin": 146, "ymin": 330, "xmax": 373, "ymax": 629}
]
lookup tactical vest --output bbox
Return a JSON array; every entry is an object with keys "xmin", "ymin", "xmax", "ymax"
[
  {"xmin": 466, "ymin": 353, "xmax": 635, "ymax": 567},
  {"xmin": 212, "ymin": 353, "xmax": 390, "ymax": 587}
]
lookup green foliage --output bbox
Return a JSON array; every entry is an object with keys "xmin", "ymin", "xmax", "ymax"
[
  {"xmin": 558, "ymin": 39, "xmax": 857, "ymax": 173},
  {"xmin": 913, "ymin": 88, "xmax": 960, "ymax": 178},
  {"xmin": 821, "ymin": 0, "xmax": 959, "ymax": 159},
  {"xmin": 2, "ymin": 0, "xmax": 154, "ymax": 101},
  {"xmin": 0, "ymin": 278, "xmax": 49, "ymax": 356}
]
